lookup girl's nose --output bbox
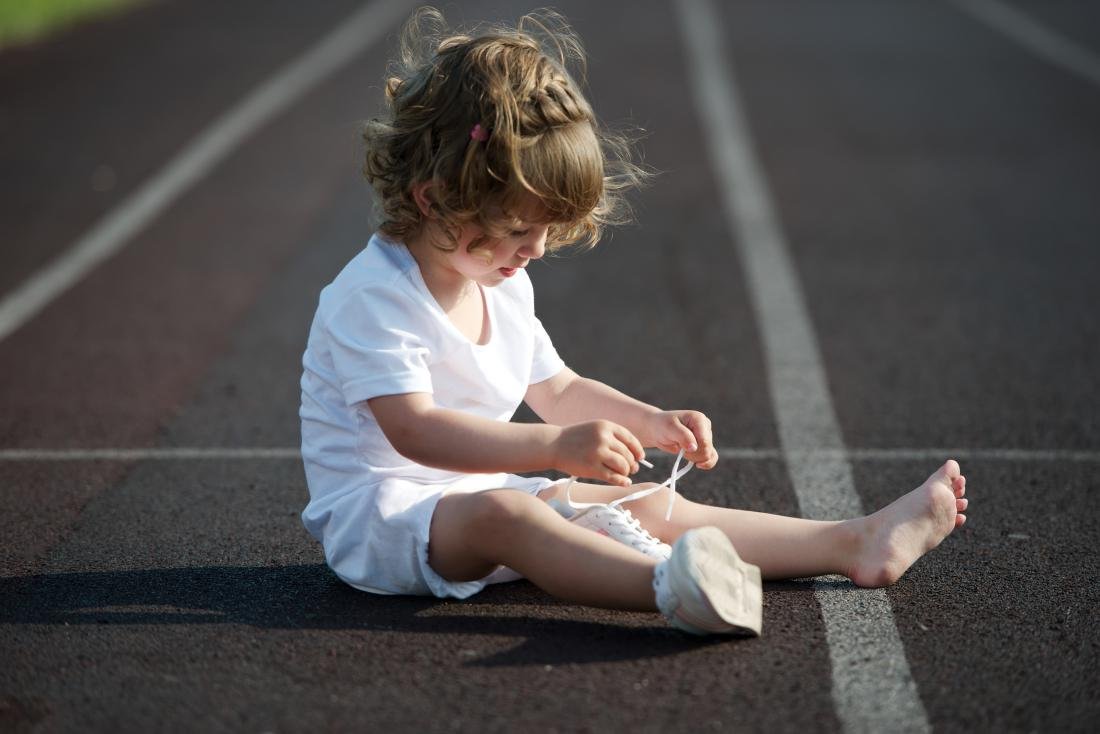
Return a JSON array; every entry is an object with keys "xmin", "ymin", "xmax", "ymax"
[{"xmin": 521, "ymin": 227, "xmax": 548, "ymax": 259}]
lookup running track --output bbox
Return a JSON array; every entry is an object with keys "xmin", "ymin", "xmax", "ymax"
[{"xmin": 1, "ymin": 0, "xmax": 1098, "ymax": 731}]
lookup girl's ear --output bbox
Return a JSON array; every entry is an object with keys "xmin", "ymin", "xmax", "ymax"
[{"xmin": 411, "ymin": 181, "xmax": 438, "ymax": 218}]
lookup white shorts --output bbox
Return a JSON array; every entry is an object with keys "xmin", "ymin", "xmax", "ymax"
[{"xmin": 310, "ymin": 473, "xmax": 560, "ymax": 599}]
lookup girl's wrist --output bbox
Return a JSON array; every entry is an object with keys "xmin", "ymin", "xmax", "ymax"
[
  {"xmin": 540, "ymin": 423, "xmax": 566, "ymax": 473},
  {"xmin": 637, "ymin": 406, "xmax": 666, "ymax": 448}
]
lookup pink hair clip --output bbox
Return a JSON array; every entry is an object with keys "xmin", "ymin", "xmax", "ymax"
[{"xmin": 470, "ymin": 123, "xmax": 489, "ymax": 142}]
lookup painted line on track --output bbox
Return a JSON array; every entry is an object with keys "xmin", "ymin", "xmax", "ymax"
[
  {"xmin": 721, "ymin": 447, "xmax": 1100, "ymax": 462},
  {"xmin": 797, "ymin": 447, "xmax": 1100, "ymax": 462},
  {"xmin": 950, "ymin": 0, "xmax": 1100, "ymax": 90},
  {"xmin": 0, "ymin": 447, "xmax": 304, "ymax": 461},
  {"xmin": 674, "ymin": 0, "xmax": 931, "ymax": 731},
  {"xmin": 0, "ymin": 0, "xmax": 418, "ymax": 345},
  {"xmin": 2, "ymin": 446, "xmax": 1098, "ymax": 462}
]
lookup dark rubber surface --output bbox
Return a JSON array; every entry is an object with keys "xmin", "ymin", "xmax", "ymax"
[{"xmin": 1, "ymin": 0, "xmax": 1097, "ymax": 731}]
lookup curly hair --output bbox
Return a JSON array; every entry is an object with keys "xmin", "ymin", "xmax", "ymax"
[{"xmin": 362, "ymin": 7, "xmax": 650, "ymax": 253}]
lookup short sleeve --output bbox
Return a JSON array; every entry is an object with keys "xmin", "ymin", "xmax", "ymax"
[
  {"xmin": 529, "ymin": 314, "xmax": 565, "ymax": 384},
  {"xmin": 324, "ymin": 284, "xmax": 435, "ymax": 406}
]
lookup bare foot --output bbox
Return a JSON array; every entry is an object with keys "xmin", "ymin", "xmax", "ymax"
[{"xmin": 847, "ymin": 460, "xmax": 969, "ymax": 588}]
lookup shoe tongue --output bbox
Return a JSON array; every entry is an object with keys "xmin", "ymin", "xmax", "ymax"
[{"xmin": 547, "ymin": 498, "xmax": 576, "ymax": 519}]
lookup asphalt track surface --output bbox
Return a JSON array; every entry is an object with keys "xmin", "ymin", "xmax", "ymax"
[{"xmin": 1, "ymin": 0, "xmax": 1098, "ymax": 731}]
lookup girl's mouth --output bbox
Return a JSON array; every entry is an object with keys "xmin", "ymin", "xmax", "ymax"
[{"xmin": 498, "ymin": 267, "xmax": 518, "ymax": 277}]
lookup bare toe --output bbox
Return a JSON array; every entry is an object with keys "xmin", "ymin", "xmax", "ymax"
[
  {"xmin": 953, "ymin": 475, "xmax": 966, "ymax": 498},
  {"xmin": 931, "ymin": 460, "xmax": 961, "ymax": 489},
  {"xmin": 955, "ymin": 514, "xmax": 967, "ymax": 527},
  {"xmin": 956, "ymin": 498, "xmax": 968, "ymax": 512}
]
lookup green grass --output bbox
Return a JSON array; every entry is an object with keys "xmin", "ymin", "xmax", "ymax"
[{"xmin": 0, "ymin": 0, "xmax": 142, "ymax": 48}]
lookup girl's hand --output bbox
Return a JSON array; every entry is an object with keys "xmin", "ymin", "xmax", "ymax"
[
  {"xmin": 553, "ymin": 420, "xmax": 645, "ymax": 487},
  {"xmin": 647, "ymin": 410, "xmax": 718, "ymax": 470}
]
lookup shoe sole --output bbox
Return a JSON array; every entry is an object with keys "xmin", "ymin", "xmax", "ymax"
[{"xmin": 672, "ymin": 527, "xmax": 763, "ymax": 636}]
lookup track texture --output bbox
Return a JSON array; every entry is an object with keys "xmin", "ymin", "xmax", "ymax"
[{"xmin": 2, "ymin": 0, "xmax": 1097, "ymax": 731}]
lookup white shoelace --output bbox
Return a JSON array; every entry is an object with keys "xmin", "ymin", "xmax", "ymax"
[
  {"xmin": 560, "ymin": 449, "xmax": 695, "ymax": 521},
  {"xmin": 605, "ymin": 507, "xmax": 665, "ymax": 552}
]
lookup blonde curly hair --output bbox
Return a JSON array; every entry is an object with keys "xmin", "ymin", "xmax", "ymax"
[{"xmin": 362, "ymin": 7, "xmax": 649, "ymax": 253}]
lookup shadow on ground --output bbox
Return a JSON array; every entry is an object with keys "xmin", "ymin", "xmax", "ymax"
[{"xmin": 0, "ymin": 566, "xmax": 814, "ymax": 665}]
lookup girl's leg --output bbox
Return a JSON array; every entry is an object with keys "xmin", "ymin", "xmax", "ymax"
[
  {"xmin": 428, "ymin": 488, "xmax": 659, "ymax": 610},
  {"xmin": 541, "ymin": 460, "xmax": 969, "ymax": 588}
]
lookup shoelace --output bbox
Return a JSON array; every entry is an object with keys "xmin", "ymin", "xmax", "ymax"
[
  {"xmin": 560, "ymin": 449, "xmax": 695, "ymax": 522},
  {"xmin": 604, "ymin": 506, "xmax": 663, "ymax": 551}
]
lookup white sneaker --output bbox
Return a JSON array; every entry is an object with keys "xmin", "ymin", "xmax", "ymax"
[
  {"xmin": 550, "ymin": 496, "xmax": 672, "ymax": 560},
  {"xmin": 548, "ymin": 450, "xmax": 696, "ymax": 561},
  {"xmin": 653, "ymin": 526, "xmax": 763, "ymax": 636}
]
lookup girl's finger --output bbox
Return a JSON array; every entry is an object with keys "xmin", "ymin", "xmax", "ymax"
[
  {"xmin": 602, "ymin": 445, "xmax": 635, "ymax": 478},
  {"xmin": 674, "ymin": 419, "xmax": 699, "ymax": 452},
  {"xmin": 602, "ymin": 464, "xmax": 631, "ymax": 487},
  {"xmin": 695, "ymin": 446, "xmax": 719, "ymax": 470},
  {"xmin": 682, "ymin": 413, "xmax": 712, "ymax": 451},
  {"xmin": 614, "ymin": 425, "xmax": 646, "ymax": 462}
]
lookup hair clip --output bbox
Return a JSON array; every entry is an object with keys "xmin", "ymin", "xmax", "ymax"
[{"xmin": 470, "ymin": 123, "xmax": 489, "ymax": 142}]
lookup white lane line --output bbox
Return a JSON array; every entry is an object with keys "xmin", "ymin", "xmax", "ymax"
[
  {"xmin": 0, "ymin": 0, "xmax": 417, "ymax": 345},
  {"xmin": 0, "ymin": 448, "xmax": 303, "ymax": 461},
  {"xmin": 724, "ymin": 447, "xmax": 1100, "ymax": 462},
  {"xmin": 950, "ymin": 0, "xmax": 1100, "ymax": 89},
  {"xmin": 674, "ymin": 0, "xmax": 931, "ymax": 731},
  {"xmin": 3, "ymin": 446, "xmax": 1098, "ymax": 462}
]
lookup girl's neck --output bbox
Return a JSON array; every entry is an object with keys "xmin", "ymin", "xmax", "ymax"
[
  {"xmin": 404, "ymin": 228, "xmax": 490, "ymax": 345},
  {"xmin": 405, "ymin": 230, "xmax": 477, "ymax": 311}
]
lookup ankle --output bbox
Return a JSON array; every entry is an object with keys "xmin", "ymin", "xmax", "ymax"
[{"xmin": 837, "ymin": 517, "xmax": 872, "ymax": 579}]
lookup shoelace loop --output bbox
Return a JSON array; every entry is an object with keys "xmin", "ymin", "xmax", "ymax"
[{"xmin": 561, "ymin": 449, "xmax": 695, "ymax": 522}]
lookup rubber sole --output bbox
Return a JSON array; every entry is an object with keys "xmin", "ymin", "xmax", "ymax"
[{"xmin": 670, "ymin": 526, "xmax": 763, "ymax": 636}]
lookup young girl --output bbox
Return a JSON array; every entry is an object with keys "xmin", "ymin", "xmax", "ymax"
[{"xmin": 299, "ymin": 8, "xmax": 969, "ymax": 636}]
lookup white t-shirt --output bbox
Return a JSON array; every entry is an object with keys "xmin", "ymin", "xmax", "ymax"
[{"xmin": 298, "ymin": 233, "xmax": 565, "ymax": 595}]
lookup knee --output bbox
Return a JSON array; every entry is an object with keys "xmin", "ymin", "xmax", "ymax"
[
  {"xmin": 465, "ymin": 489, "xmax": 548, "ymax": 539},
  {"xmin": 623, "ymin": 484, "xmax": 702, "ymax": 530},
  {"xmin": 626, "ymin": 484, "xmax": 675, "ymax": 516}
]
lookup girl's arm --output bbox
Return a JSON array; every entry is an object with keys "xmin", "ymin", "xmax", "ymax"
[
  {"xmin": 366, "ymin": 392, "xmax": 645, "ymax": 486},
  {"xmin": 525, "ymin": 368, "xmax": 719, "ymax": 469}
]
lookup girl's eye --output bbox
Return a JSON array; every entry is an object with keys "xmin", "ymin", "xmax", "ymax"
[{"xmin": 510, "ymin": 229, "xmax": 529, "ymax": 238}]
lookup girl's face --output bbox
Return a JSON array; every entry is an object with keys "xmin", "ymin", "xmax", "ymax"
[{"xmin": 447, "ymin": 218, "xmax": 550, "ymax": 287}]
